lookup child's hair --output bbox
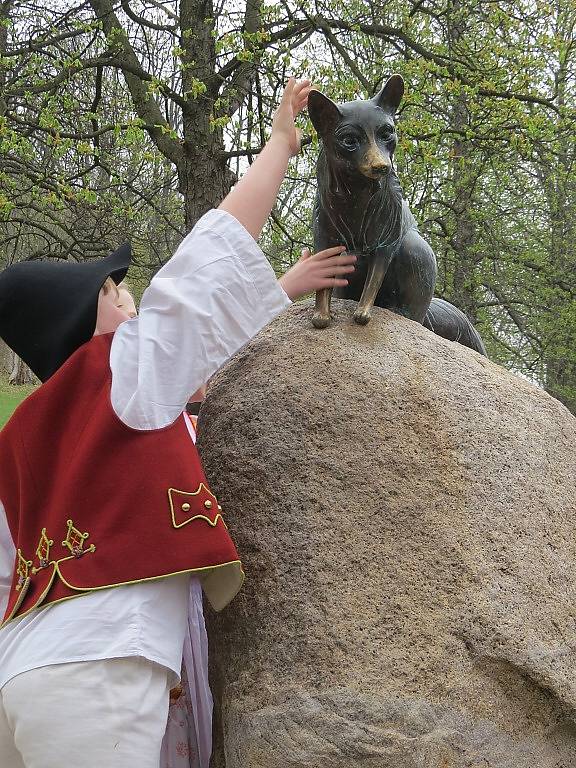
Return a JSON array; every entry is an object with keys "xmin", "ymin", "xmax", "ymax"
[{"xmin": 101, "ymin": 277, "xmax": 118, "ymax": 296}]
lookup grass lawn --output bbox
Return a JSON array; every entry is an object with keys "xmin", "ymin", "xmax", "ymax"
[{"xmin": 0, "ymin": 377, "xmax": 37, "ymax": 428}]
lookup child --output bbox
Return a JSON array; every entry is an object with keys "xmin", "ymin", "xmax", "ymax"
[{"xmin": 0, "ymin": 80, "xmax": 354, "ymax": 768}]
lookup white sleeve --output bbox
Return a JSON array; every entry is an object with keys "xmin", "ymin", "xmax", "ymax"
[
  {"xmin": 109, "ymin": 209, "xmax": 291, "ymax": 430},
  {"xmin": 0, "ymin": 501, "xmax": 15, "ymax": 620}
]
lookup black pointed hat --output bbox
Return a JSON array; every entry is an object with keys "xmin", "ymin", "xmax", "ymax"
[{"xmin": 0, "ymin": 244, "xmax": 131, "ymax": 382}]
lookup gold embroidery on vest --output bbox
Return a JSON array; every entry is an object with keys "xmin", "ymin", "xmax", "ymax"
[
  {"xmin": 62, "ymin": 520, "xmax": 96, "ymax": 558},
  {"xmin": 10, "ymin": 521, "xmax": 97, "ymax": 606},
  {"xmin": 15, "ymin": 549, "xmax": 32, "ymax": 591},
  {"xmin": 168, "ymin": 484, "xmax": 225, "ymax": 529},
  {"xmin": 32, "ymin": 528, "xmax": 54, "ymax": 573},
  {"xmin": 5, "ymin": 569, "xmax": 32, "ymax": 622}
]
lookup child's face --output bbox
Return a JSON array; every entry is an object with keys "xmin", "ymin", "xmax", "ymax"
[
  {"xmin": 94, "ymin": 280, "xmax": 131, "ymax": 335},
  {"xmin": 116, "ymin": 287, "xmax": 137, "ymax": 318}
]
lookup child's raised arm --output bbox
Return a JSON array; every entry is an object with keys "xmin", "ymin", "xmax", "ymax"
[
  {"xmin": 218, "ymin": 79, "xmax": 312, "ymax": 241},
  {"xmin": 109, "ymin": 80, "xmax": 314, "ymax": 430}
]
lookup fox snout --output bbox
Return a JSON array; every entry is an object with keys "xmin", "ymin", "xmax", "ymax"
[
  {"xmin": 360, "ymin": 157, "xmax": 392, "ymax": 179},
  {"xmin": 359, "ymin": 144, "xmax": 392, "ymax": 179},
  {"xmin": 370, "ymin": 161, "xmax": 391, "ymax": 176}
]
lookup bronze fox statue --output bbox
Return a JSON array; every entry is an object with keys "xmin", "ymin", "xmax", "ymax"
[{"xmin": 308, "ymin": 75, "xmax": 486, "ymax": 356}]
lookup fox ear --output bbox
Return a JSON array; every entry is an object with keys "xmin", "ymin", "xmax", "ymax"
[
  {"xmin": 308, "ymin": 90, "xmax": 342, "ymax": 137},
  {"xmin": 373, "ymin": 74, "xmax": 404, "ymax": 113}
]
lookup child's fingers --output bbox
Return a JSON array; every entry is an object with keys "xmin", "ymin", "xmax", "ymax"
[
  {"xmin": 283, "ymin": 77, "xmax": 296, "ymax": 97},
  {"xmin": 320, "ymin": 264, "xmax": 356, "ymax": 276},
  {"xmin": 293, "ymin": 80, "xmax": 313, "ymax": 115},
  {"xmin": 272, "ymin": 79, "xmax": 295, "ymax": 125},
  {"xmin": 325, "ymin": 254, "xmax": 356, "ymax": 267},
  {"xmin": 292, "ymin": 79, "xmax": 312, "ymax": 97},
  {"xmin": 300, "ymin": 248, "xmax": 312, "ymax": 260},
  {"xmin": 311, "ymin": 250, "xmax": 357, "ymax": 271},
  {"xmin": 309, "ymin": 245, "xmax": 348, "ymax": 261},
  {"xmin": 319, "ymin": 277, "xmax": 349, "ymax": 288},
  {"xmin": 275, "ymin": 78, "xmax": 296, "ymax": 114},
  {"xmin": 295, "ymin": 86, "xmax": 313, "ymax": 104}
]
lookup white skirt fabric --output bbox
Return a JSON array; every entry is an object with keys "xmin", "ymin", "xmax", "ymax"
[{"xmin": 160, "ymin": 577, "xmax": 213, "ymax": 768}]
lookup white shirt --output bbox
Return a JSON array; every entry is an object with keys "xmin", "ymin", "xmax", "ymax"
[{"xmin": 0, "ymin": 209, "xmax": 290, "ymax": 689}]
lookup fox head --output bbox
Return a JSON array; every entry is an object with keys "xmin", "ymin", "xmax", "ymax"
[{"xmin": 308, "ymin": 75, "xmax": 404, "ymax": 181}]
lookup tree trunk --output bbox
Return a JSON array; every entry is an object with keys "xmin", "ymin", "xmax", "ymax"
[
  {"xmin": 8, "ymin": 353, "xmax": 34, "ymax": 386},
  {"xmin": 179, "ymin": 149, "xmax": 233, "ymax": 230},
  {"xmin": 445, "ymin": 0, "xmax": 481, "ymax": 324},
  {"xmin": 450, "ymin": 128, "xmax": 479, "ymax": 323},
  {"xmin": 178, "ymin": 0, "xmax": 236, "ymax": 229}
]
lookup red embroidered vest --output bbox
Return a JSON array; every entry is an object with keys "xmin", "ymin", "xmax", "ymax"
[{"xmin": 0, "ymin": 334, "xmax": 243, "ymax": 626}]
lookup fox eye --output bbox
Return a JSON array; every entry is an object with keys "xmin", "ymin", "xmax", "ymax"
[
  {"xmin": 339, "ymin": 134, "xmax": 361, "ymax": 151},
  {"xmin": 378, "ymin": 128, "xmax": 395, "ymax": 141}
]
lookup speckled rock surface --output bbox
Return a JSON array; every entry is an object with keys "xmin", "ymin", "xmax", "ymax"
[{"xmin": 198, "ymin": 299, "xmax": 576, "ymax": 768}]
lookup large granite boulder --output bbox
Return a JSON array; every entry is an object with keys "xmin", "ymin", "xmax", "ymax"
[{"xmin": 198, "ymin": 299, "xmax": 576, "ymax": 768}]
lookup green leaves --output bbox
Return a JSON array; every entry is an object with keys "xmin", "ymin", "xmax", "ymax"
[{"xmin": 0, "ymin": 0, "xmax": 574, "ymax": 407}]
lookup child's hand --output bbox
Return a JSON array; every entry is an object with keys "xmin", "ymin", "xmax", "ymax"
[
  {"xmin": 271, "ymin": 78, "xmax": 313, "ymax": 157},
  {"xmin": 218, "ymin": 78, "xmax": 312, "ymax": 240},
  {"xmin": 279, "ymin": 246, "xmax": 356, "ymax": 300}
]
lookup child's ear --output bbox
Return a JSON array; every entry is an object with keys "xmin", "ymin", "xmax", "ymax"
[
  {"xmin": 372, "ymin": 74, "xmax": 404, "ymax": 114},
  {"xmin": 308, "ymin": 90, "xmax": 342, "ymax": 137}
]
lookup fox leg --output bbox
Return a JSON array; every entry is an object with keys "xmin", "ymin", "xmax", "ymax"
[
  {"xmin": 312, "ymin": 287, "xmax": 333, "ymax": 329},
  {"xmin": 353, "ymin": 255, "xmax": 390, "ymax": 325}
]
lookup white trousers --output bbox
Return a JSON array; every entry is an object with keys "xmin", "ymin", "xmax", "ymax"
[{"xmin": 0, "ymin": 657, "xmax": 171, "ymax": 768}]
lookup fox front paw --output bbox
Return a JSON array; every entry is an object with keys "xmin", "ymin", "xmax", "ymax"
[
  {"xmin": 353, "ymin": 308, "xmax": 372, "ymax": 325},
  {"xmin": 312, "ymin": 311, "xmax": 332, "ymax": 329}
]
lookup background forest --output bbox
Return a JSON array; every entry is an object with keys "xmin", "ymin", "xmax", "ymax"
[{"xmin": 0, "ymin": 0, "xmax": 574, "ymax": 412}]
